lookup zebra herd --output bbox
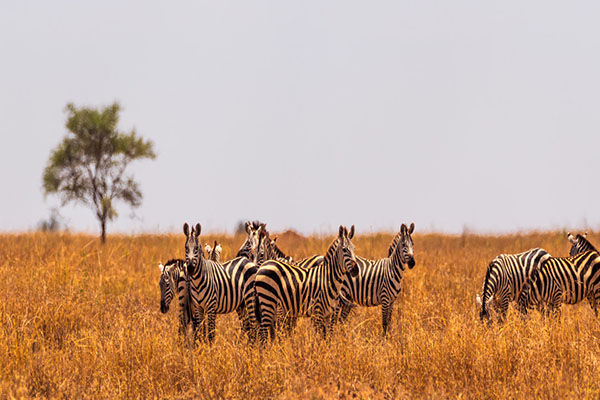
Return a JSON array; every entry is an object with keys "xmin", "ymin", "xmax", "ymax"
[
  {"xmin": 158, "ymin": 221, "xmax": 416, "ymax": 343},
  {"xmin": 159, "ymin": 224, "xmax": 600, "ymax": 345},
  {"xmin": 477, "ymin": 232, "xmax": 600, "ymax": 321}
]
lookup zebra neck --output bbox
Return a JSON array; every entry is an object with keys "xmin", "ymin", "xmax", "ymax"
[
  {"xmin": 389, "ymin": 240, "xmax": 406, "ymax": 273},
  {"xmin": 322, "ymin": 251, "xmax": 346, "ymax": 293},
  {"xmin": 189, "ymin": 256, "xmax": 209, "ymax": 281}
]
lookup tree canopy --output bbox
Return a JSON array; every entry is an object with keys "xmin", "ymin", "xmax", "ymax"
[{"xmin": 43, "ymin": 102, "xmax": 156, "ymax": 243}]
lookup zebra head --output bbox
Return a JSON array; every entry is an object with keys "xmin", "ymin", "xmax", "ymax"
[
  {"xmin": 183, "ymin": 222, "xmax": 203, "ymax": 274},
  {"xmin": 255, "ymin": 228, "xmax": 271, "ymax": 265},
  {"xmin": 237, "ymin": 220, "xmax": 264, "ymax": 259},
  {"xmin": 158, "ymin": 262, "xmax": 176, "ymax": 314},
  {"xmin": 567, "ymin": 231, "xmax": 595, "ymax": 257},
  {"xmin": 338, "ymin": 225, "xmax": 359, "ymax": 277},
  {"xmin": 399, "ymin": 223, "xmax": 416, "ymax": 268}
]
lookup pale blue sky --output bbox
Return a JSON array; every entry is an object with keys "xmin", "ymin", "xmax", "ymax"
[{"xmin": 1, "ymin": 1, "xmax": 599, "ymax": 235}]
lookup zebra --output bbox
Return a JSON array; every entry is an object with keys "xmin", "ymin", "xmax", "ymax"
[
  {"xmin": 254, "ymin": 225, "xmax": 359, "ymax": 342},
  {"xmin": 475, "ymin": 247, "xmax": 551, "ymax": 322},
  {"xmin": 184, "ymin": 222, "xmax": 258, "ymax": 343},
  {"xmin": 205, "ymin": 240, "xmax": 223, "ymax": 262},
  {"xmin": 236, "ymin": 221, "xmax": 264, "ymax": 259},
  {"xmin": 518, "ymin": 250, "xmax": 600, "ymax": 318},
  {"xmin": 158, "ymin": 258, "xmax": 191, "ymax": 336},
  {"xmin": 567, "ymin": 231, "xmax": 597, "ymax": 256},
  {"xmin": 255, "ymin": 228, "xmax": 293, "ymax": 265},
  {"xmin": 336, "ymin": 223, "xmax": 416, "ymax": 336}
]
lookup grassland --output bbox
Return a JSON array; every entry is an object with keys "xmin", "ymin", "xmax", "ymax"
[{"xmin": 1, "ymin": 231, "xmax": 599, "ymax": 399}]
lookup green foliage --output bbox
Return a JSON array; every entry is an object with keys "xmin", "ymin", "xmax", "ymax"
[{"xmin": 42, "ymin": 102, "xmax": 156, "ymax": 242}]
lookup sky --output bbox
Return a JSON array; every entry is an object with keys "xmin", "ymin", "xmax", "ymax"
[{"xmin": 1, "ymin": 1, "xmax": 600, "ymax": 236}]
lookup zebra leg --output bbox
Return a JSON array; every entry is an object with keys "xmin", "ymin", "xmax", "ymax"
[
  {"xmin": 496, "ymin": 296, "xmax": 509, "ymax": 324},
  {"xmin": 338, "ymin": 297, "xmax": 355, "ymax": 323},
  {"xmin": 381, "ymin": 303, "xmax": 393, "ymax": 337},
  {"xmin": 588, "ymin": 292, "xmax": 599, "ymax": 318},
  {"xmin": 311, "ymin": 314, "xmax": 327, "ymax": 338},
  {"xmin": 192, "ymin": 307, "xmax": 206, "ymax": 344},
  {"xmin": 206, "ymin": 310, "xmax": 217, "ymax": 344},
  {"xmin": 258, "ymin": 299, "xmax": 276, "ymax": 343}
]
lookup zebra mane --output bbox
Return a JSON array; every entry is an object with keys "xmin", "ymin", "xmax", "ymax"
[
  {"xmin": 387, "ymin": 231, "xmax": 402, "ymax": 257},
  {"xmin": 323, "ymin": 236, "xmax": 341, "ymax": 266},
  {"xmin": 577, "ymin": 234, "xmax": 598, "ymax": 252},
  {"xmin": 271, "ymin": 237, "xmax": 290, "ymax": 261}
]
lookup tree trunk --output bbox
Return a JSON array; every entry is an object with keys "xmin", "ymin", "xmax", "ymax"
[{"xmin": 100, "ymin": 218, "xmax": 107, "ymax": 244}]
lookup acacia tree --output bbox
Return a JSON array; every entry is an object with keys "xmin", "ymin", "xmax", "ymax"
[{"xmin": 43, "ymin": 102, "xmax": 156, "ymax": 243}]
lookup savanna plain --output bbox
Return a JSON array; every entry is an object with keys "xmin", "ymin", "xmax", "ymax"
[{"xmin": 2, "ymin": 231, "xmax": 599, "ymax": 399}]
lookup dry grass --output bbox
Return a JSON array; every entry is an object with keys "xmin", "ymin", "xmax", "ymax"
[{"xmin": 1, "ymin": 231, "xmax": 600, "ymax": 399}]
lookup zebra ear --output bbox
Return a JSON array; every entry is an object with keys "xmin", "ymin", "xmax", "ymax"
[
  {"xmin": 584, "ymin": 231, "xmax": 588, "ymax": 238},
  {"xmin": 158, "ymin": 263, "xmax": 164, "ymax": 273},
  {"xmin": 568, "ymin": 233, "xmax": 576, "ymax": 243},
  {"xmin": 409, "ymin": 223, "xmax": 415, "ymax": 234},
  {"xmin": 348, "ymin": 225, "xmax": 355, "ymax": 239},
  {"xmin": 245, "ymin": 221, "xmax": 251, "ymax": 234},
  {"xmin": 195, "ymin": 223, "xmax": 201, "ymax": 236},
  {"xmin": 401, "ymin": 223, "xmax": 407, "ymax": 233},
  {"xmin": 183, "ymin": 222, "xmax": 190, "ymax": 236},
  {"xmin": 339, "ymin": 225, "xmax": 344, "ymax": 238}
]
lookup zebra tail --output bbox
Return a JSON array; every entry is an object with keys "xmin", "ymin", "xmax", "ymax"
[
  {"xmin": 254, "ymin": 290, "xmax": 262, "ymax": 325},
  {"xmin": 480, "ymin": 263, "xmax": 494, "ymax": 320}
]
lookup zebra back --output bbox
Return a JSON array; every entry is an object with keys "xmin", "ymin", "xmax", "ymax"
[
  {"xmin": 518, "ymin": 250, "xmax": 600, "ymax": 314},
  {"xmin": 479, "ymin": 248, "xmax": 550, "ymax": 321}
]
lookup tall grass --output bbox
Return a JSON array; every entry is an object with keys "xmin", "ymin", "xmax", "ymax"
[{"xmin": 1, "ymin": 231, "xmax": 599, "ymax": 399}]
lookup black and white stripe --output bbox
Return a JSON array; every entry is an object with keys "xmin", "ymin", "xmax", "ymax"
[
  {"xmin": 476, "ymin": 247, "xmax": 550, "ymax": 322},
  {"xmin": 567, "ymin": 231, "xmax": 597, "ymax": 256},
  {"xmin": 518, "ymin": 250, "xmax": 600, "ymax": 317},
  {"xmin": 236, "ymin": 221, "xmax": 264, "ymax": 259},
  {"xmin": 184, "ymin": 222, "xmax": 258, "ymax": 343},
  {"xmin": 158, "ymin": 258, "xmax": 191, "ymax": 336},
  {"xmin": 337, "ymin": 223, "xmax": 416, "ymax": 336},
  {"xmin": 255, "ymin": 225, "xmax": 359, "ymax": 341}
]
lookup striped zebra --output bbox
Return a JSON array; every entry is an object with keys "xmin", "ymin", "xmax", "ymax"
[
  {"xmin": 255, "ymin": 225, "xmax": 359, "ymax": 341},
  {"xmin": 518, "ymin": 250, "xmax": 600, "ymax": 318},
  {"xmin": 236, "ymin": 221, "xmax": 264, "ymax": 259},
  {"xmin": 567, "ymin": 232, "xmax": 597, "ymax": 256},
  {"xmin": 184, "ymin": 222, "xmax": 258, "ymax": 343},
  {"xmin": 336, "ymin": 223, "xmax": 416, "ymax": 336},
  {"xmin": 476, "ymin": 248, "xmax": 550, "ymax": 322},
  {"xmin": 205, "ymin": 241, "xmax": 223, "ymax": 262},
  {"xmin": 158, "ymin": 258, "xmax": 191, "ymax": 336}
]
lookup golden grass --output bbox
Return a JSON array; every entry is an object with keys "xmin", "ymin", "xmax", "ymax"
[{"xmin": 1, "ymin": 231, "xmax": 599, "ymax": 399}]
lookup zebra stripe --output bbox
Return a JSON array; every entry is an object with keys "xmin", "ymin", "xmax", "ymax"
[
  {"xmin": 158, "ymin": 258, "xmax": 191, "ymax": 336},
  {"xmin": 477, "ymin": 248, "xmax": 550, "ymax": 322},
  {"xmin": 236, "ymin": 220, "xmax": 264, "ymax": 259},
  {"xmin": 255, "ymin": 225, "xmax": 359, "ymax": 341},
  {"xmin": 518, "ymin": 250, "xmax": 600, "ymax": 318},
  {"xmin": 567, "ymin": 232, "xmax": 597, "ymax": 256},
  {"xmin": 337, "ymin": 223, "xmax": 416, "ymax": 336},
  {"xmin": 184, "ymin": 222, "xmax": 258, "ymax": 343}
]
